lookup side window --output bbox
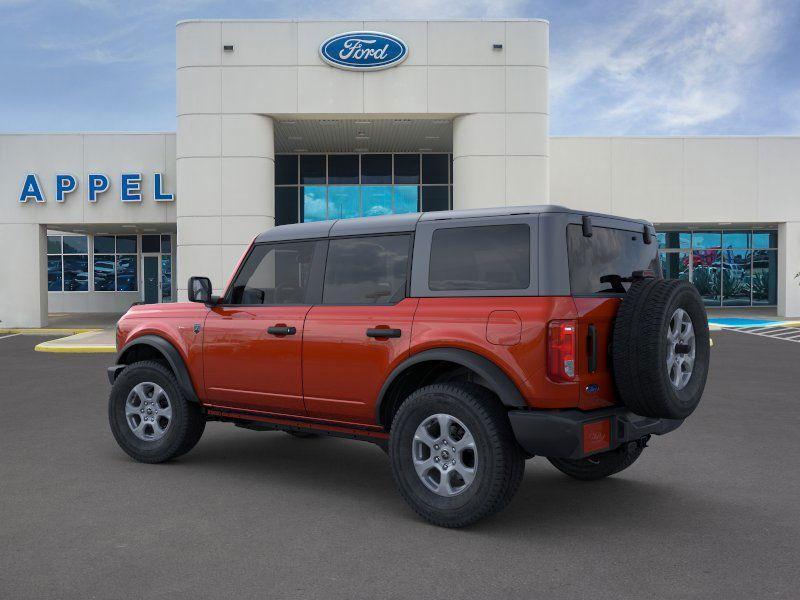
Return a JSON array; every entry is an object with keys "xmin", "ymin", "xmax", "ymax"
[
  {"xmin": 428, "ymin": 224, "xmax": 530, "ymax": 291},
  {"xmin": 323, "ymin": 235, "xmax": 410, "ymax": 304},
  {"xmin": 229, "ymin": 241, "xmax": 316, "ymax": 305}
]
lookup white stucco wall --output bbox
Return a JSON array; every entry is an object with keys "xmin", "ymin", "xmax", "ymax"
[
  {"xmin": 550, "ymin": 136, "xmax": 800, "ymax": 315},
  {"xmin": 0, "ymin": 133, "xmax": 176, "ymax": 326},
  {"xmin": 175, "ymin": 19, "xmax": 550, "ymax": 297}
]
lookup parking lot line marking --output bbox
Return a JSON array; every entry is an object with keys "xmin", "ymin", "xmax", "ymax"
[
  {"xmin": 723, "ymin": 326, "xmax": 800, "ymax": 343},
  {"xmin": 0, "ymin": 333, "xmax": 21, "ymax": 341}
]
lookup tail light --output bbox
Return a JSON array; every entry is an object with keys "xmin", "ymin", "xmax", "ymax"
[{"xmin": 547, "ymin": 320, "xmax": 577, "ymax": 382}]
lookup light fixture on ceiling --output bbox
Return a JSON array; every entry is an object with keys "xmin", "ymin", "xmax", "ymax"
[
  {"xmin": 280, "ymin": 120, "xmax": 297, "ymax": 125},
  {"xmin": 432, "ymin": 119, "xmax": 451, "ymax": 125},
  {"xmin": 419, "ymin": 147, "xmax": 433, "ymax": 152},
  {"xmin": 393, "ymin": 119, "xmax": 412, "ymax": 124},
  {"xmin": 293, "ymin": 148, "xmax": 308, "ymax": 153},
  {"xmin": 425, "ymin": 136, "xmax": 440, "ymax": 140},
  {"xmin": 121, "ymin": 225, "xmax": 137, "ymax": 229},
  {"xmin": 320, "ymin": 119, "xmax": 338, "ymax": 125},
  {"xmin": 354, "ymin": 147, "xmax": 368, "ymax": 153},
  {"xmin": 355, "ymin": 120, "xmax": 372, "ymax": 125}
]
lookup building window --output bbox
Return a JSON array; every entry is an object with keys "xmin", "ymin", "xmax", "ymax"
[
  {"xmin": 275, "ymin": 153, "xmax": 454, "ymax": 225},
  {"xmin": 93, "ymin": 235, "xmax": 138, "ymax": 292},
  {"xmin": 657, "ymin": 229, "xmax": 778, "ymax": 307},
  {"xmin": 47, "ymin": 235, "xmax": 88, "ymax": 292}
]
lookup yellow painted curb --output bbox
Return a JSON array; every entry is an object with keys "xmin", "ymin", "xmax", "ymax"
[
  {"xmin": 0, "ymin": 328, "xmax": 100, "ymax": 335},
  {"xmin": 34, "ymin": 343, "xmax": 116, "ymax": 354}
]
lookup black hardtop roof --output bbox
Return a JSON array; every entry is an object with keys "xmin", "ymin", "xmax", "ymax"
[{"xmin": 254, "ymin": 204, "xmax": 653, "ymax": 244}]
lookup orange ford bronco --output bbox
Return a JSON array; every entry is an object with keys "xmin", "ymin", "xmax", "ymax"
[{"xmin": 108, "ymin": 206, "xmax": 709, "ymax": 527}]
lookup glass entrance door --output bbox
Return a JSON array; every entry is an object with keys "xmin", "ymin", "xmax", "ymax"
[{"xmin": 143, "ymin": 256, "xmax": 160, "ymax": 304}]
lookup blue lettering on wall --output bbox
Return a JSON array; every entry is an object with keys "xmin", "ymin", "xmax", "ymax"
[
  {"xmin": 153, "ymin": 173, "xmax": 174, "ymax": 202},
  {"xmin": 18, "ymin": 173, "xmax": 174, "ymax": 205},
  {"xmin": 56, "ymin": 174, "xmax": 77, "ymax": 202},
  {"xmin": 87, "ymin": 174, "xmax": 110, "ymax": 203},
  {"xmin": 19, "ymin": 174, "xmax": 45, "ymax": 203},
  {"xmin": 121, "ymin": 173, "xmax": 142, "ymax": 202}
]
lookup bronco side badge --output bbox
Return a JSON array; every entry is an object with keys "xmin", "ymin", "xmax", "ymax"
[
  {"xmin": 586, "ymin": 384, "xmax": 599, "ymax": 394},
  {"xmin": 193, "ymin": 323, "xmax": 201, "ymax": 334}
]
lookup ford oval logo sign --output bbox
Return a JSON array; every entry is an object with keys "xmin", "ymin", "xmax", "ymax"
[{"xmin": 319, "ymin": 31, "xmax": 408, "ymax": 71}]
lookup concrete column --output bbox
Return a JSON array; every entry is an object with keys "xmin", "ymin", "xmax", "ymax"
[
  {"xmin": 0, "ymin": 224, "xmax": 47, "ymax": 327},
  {"xmin": 778, "ymin": 221, "xmax": 800, "ymax": 318},
  {"xmin": 452, "ymin": 112, "xmax": 549, "ymax": 210},
  {"xmin": 176, "ymin": 114, "xmax": 275, "ymax": 300}
]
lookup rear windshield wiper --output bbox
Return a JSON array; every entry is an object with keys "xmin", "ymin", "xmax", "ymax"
[{"xmin": 599, "ymin": 270, "xmax": 656, "ymax": 293}]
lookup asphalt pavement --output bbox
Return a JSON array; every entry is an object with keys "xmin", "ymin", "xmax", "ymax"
[{"xmin": 1, "ymin": 331, "xmax": 798, "ymax": 599}]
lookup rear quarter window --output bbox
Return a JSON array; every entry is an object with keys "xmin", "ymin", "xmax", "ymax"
[
  {"xmin": 428, "ymin": 224, "xmax": 530, "ymax": 291},
  {"xmin": 567, "ymin": 224, "xmax": 660, "ymax": 295}
]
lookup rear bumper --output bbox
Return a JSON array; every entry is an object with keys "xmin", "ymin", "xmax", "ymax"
[{"xmin": 508, "ymin": 407, "xmax": 683, "ymax": 459}]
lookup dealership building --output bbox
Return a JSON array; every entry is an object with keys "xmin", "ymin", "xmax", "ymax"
[{"xmin": 1, "ymin": 18, "xmax": 799, "ymax": 327}]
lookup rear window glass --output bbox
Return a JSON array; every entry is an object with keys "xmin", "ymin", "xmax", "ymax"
[
  {"xmin": 429, "ymin": 224, "xmax": 530, "ymax": 291},
  {"xmin": 567, "ymin": 224, "xmax": 660, "ymax": 295}
]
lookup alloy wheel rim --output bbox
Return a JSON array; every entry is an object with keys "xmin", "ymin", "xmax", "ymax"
[
  {"xmin": 125, "ymin": 382, "xmax": 172, "ymax": 441},
  {"xmin": 412, "ymin": 413, "xmax": 478, "ymax": 497},
  {"xmin": 666, "ymin": 308, "xmax": 696, "ymax": 390}
]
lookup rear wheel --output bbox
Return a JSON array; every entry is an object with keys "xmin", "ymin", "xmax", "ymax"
[
  {"xmin": 548, "ymin": 438, "xmax": 647, "ymax": 481},
  {"xmin": 108, "ymin": 361, "xmax": 205, "ymax": 463},
  {"xmin": 389, "ymin": 383, "xmax": 524, "ymax": 528}
]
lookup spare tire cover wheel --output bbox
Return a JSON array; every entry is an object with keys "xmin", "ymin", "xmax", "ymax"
[{"xmin": 612, "ymin": 279, "xmax": 710, "ymax": 420}]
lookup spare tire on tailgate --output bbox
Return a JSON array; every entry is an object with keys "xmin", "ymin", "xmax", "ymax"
[{"xmin": 612, "ymin": 278, "xmax": 709, "ymax": 420}]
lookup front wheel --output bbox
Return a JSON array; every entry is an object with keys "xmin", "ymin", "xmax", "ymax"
[
  {"xmin": 108, "ymin": 360, "xmax": 205, "ymax": 463},
  {"xmin": 547, "ymin": 438, "xmax": 647, "ymax": 481},
  {"xmin": 389, "ymin": 383, "xmax": 524, "ymax": 528}
]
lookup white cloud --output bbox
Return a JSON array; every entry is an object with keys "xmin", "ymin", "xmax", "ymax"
[{"xmin": 551, "ymin": 0, "xmax": 791, "ymax": 133}]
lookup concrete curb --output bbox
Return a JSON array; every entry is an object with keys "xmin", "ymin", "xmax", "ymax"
[
  {"xmin": 34, "ymin": 343, "xmax": 116, "ymax": 354},
  {"xmin": 29, "ymin": 329, "xmax": 116, "ymax": 354},
  {"xmin": 0, "ymin": 328, "xmax": 100, "ymax": 335}
]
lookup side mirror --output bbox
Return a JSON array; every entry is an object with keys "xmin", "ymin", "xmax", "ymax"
[{"xmin": 188, "ymin": 276, "xmax": 214, "ymax": 304}]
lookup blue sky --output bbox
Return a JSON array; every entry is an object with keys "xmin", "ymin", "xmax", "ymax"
[{"xmin": 1, "ymin": 0, "xmax": 798, "ymax": 135}]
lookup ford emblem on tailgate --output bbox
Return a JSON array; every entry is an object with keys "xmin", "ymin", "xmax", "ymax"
[{"xmin": 319, "ymin": 31, "xmax": 408, "ymax": 71}]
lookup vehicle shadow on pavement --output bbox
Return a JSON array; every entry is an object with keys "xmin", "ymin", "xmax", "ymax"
[{"xmin": 140, "ymin": 426, "xmax": 731, "ymax": 534}]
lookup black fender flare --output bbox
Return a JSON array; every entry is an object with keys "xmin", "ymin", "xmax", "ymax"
[
  {"xmin": 376, "ymin": 348, "xmax": 527, "ymax": 424},
  {"xmin": 113, "ymin": 334, "xmax": 200, "ymax": 404}
]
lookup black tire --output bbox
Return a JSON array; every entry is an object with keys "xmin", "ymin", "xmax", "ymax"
[
  {"xmin": 389, "ymin": 383, "xmax": 524, "ymax": 528},
  {"xmin": 548, "ymin": 438, "xmax": 647, "ymax": 481},
  {"xmin": 108, "ymin": 360, "xmax": 205, "ymax": 463},
  {"xmin": 612, "ymin": 278, "xmax": 710, "ymax": 419}
]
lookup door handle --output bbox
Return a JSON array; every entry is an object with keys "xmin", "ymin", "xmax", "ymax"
[
  {"xmin": 267, "ymin": 325, "xmax": 296, "ymax": 336},
  {"xmin": 366, "ymin": 327, "xmax": 401, "ymax": 339}
]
